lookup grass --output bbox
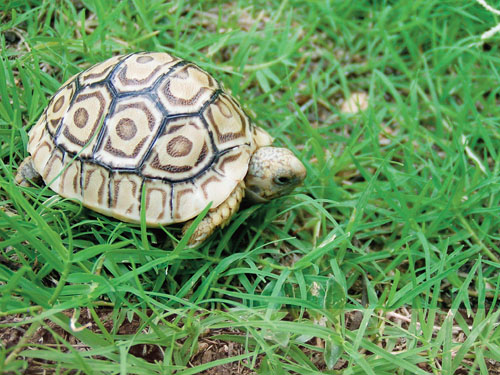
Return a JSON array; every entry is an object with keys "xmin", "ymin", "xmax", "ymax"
[{"xmin": 1, "ymin": 0, "xmax": 500, "ymax": 373}]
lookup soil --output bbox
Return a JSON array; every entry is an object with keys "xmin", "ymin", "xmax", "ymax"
[{"xmin": 2, "ymin": 307, "xmax": 499, "ymax": 374}]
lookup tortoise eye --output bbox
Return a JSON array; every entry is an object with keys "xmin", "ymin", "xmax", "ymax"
[{"xmin": 274, "ymin": 176, "xmax": 292, "ymax": 185}]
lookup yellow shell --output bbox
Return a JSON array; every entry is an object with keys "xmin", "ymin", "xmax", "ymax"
[{"xmin": 27, "ymin": 52, "xmax": 272, "ymax": 225}]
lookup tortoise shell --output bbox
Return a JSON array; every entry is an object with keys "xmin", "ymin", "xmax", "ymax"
[{"xmin": 27, "ymin": 52, "xmax": 270, "ymax": 225}]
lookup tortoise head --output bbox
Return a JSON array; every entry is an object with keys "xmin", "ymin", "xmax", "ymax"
[{"xmin": 244, "ymin": 147, "xmax": 307, "ymax": 203}]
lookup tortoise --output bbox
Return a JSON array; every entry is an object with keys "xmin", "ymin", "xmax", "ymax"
[{"xmin": 16, "ymin": 52, "xmax": 307, "ymax": 246}]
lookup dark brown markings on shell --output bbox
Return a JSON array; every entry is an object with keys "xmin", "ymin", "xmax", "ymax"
[
  {"xmin": 50, "ymin": 118, "xmax": 62, "ymax": 130},
  {"xmin": 32, "ymin": 140, "xmax": 53, "ymax": 165},
  {"xmin": 112, "ymin": 176, "xmax": 137, "ymax": 208},
  {"xmin": 226, "ymin": 95, "xmax": 249, "ymax": 126},
  {"xmin": 117, "ymin": 64, "xmax": 162, "ymax": 87},
  {"xmin": 61, "ymin": 160, "xmax": 81, "ymax": 194},
  {"xmin": 166, "ymin": 119, "xmax": 200, "ymax": 135},
  {"xmin": 116, "ymin": 102, "xmax": 156, "ymax": 131},
  {"xmin": 166, "ymin": 136, "xmax": 193, "ymax": 158},
  {"xmin": 82, "ymin": 63, "xmax": 115, "ymax": 81},
  {"xmin": 188, "ymin": 120, "xmax": 201, "ymax": 129},
  {"xmin": 174, "ymin": 65, "xmax": 216, "ymax": 87},
  {"xmin": 171, "ymin": 65, "xmax": 190, "ymax": 79},
  {"xmin": 73, "ymin": 164, "xmax": 80, "ymax": 193},
  {"xmin": 27, "ymin": 129, "xmax": 35, "ymax": 148},
  {"xmin": 83, "ymin": 167, "xmax": 106, "ymax": 205},
  {"xmin": 201, "ymin": 175, "xmax": 220, "ymax": 199},
  {"xmin": 174, "ymin": 187, "xmax": 193, "ymax": 219},
  {"xmin": 104, "ymin": 136, "xmax": 148, "ymax": 159},
  {"xmin": 48, "ymin": 84, "xmax": 75, "ymax": 133},
  {"xmin": 126, "ymin": 204, "xmax": 135, "ymax": 214},
  {"xmin": 116, "ymin": 118, "xmax": 137, "ymax": 140},
  {"xmin": 166, "ymin": 124, "xmax": 185, "ymax": 134},
  {"xmin": 150, "ymin": 153, "xmax": 192, "ymax": 173},
  {"xmin": 162, "ymin": 68, "xmax": 211, "ymax": 107},
  {"xmin": 217, "ymin": 99, "xmax": 233, "ymax": 118},
  {"xmin": 207, "ymin": 72, "xmax": 216, "ymax": 87},
  {"xmin": 206, "ymin": 97, "xmax": 246, "ymax": 144},
  {"xmin": 42, "ymin": 151, "xmax": 62, "ymax": 180},
  {"xmin": 62, "ymin": 90, "xmax": 107, "ymax": 146},
  {"xmin": 146, "ymin": 187, "xmax": 167, "ymax": 220},
  {"xmin": 218, "ymin": 151, "xmax": 242, "ymax": 173},
  {"xmin": 83, "ymin": 168, "xmax": 95, "ymax": 189},
  {"xmin": 195, "ymin": 142, "xmax": 208, "ymax": 166},
  {"xmin": 74, "ymin": 108, "xmax": 89, "ymax": 128},
  {"xmin": 62, "ymin": 128, "xmax": 86, "ymax": 147},
  {"xmin": 137, "ymin": 55, "xmax": 154, "ymax": 64},
  {"xmin": 53, "ymin": 96, "xmax": 64, "ymax": 112},
  {"xmin": 162, "ymin": 81, "xmax": 209, "ymax": 107}
]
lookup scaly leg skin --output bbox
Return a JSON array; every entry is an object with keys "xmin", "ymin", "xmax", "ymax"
[
  {"xmin": 15, "ymin": 156, "xmax": 41, "ymax": 187},
  {"xmin": 183, "ymin": 181, "xmax": 246, "ymax": 247}
]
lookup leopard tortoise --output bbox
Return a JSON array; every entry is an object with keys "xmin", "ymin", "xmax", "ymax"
[{"xmin": 16, "ymin": 52, "xmax": 307, "ymax": 246}]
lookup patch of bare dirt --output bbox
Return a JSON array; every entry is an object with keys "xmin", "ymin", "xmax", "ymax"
[
  {"xmin": 0, "ymin": 308, "xmax": 260, "ymax": 374},
  {"xmin": 2, "ymin": 307, "xmax": 500, "ymax": 374}
]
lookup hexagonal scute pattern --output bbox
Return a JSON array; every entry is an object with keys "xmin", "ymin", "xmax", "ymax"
[
  {"xmin": 58, "ymin": 158, "xmax": 82, "ymax": 201},
  {"xmin": 45, "ymin": 80, "xmax": 77, "ymax": 136},
  {"xmin": 111, "ymin": 52, "xmax": 180, "ymax": 93},
  {"xmin": 55, "ymin": 84, "xmax": 113, "ymax": 158},
  {"xmin": 141, "ymin": 116, "xmax": 215, "ymax": 181},
  {"xmin": 157, "ymin": 63, "xmax": 219, "ymax": 114},
  {"xmin": 109, "ymin": 173, "xmax": 143, "ymax": 221},
  {"xmin": 203, "ymin": 93, "xmax": 251, "ymax": 151},
  {"xmin": 143, "ymin": 179, "xmax": 172, "ymax": 224},
  {"xmin": 28, "ymin": 52, "xmax": 262, "ymax": 225},
  {"xmin": 81, "ymin": 162, "xmax": 110, "ymax": 211},
  {"xmin": 94, "ymin": 95, "xmax": 163, "ymax": 169},
  {"xmin": 78, "ymin": 54, "xmax": 127, "ymax": 86}
]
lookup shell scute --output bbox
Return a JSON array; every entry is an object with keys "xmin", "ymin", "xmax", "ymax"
[
  {"xmin": 30, "ymin": 130, "xmax": 55, "ymax": 177},
  {"xmin": 141, "ymin": 116, "xmax": 215, "ymax": 181},
  {"xmin": 81, "ymin": 163, "xmax": 109, "ymax": 210},
  {"xmin": 59, "ymin": 159, "xmax": 82, "ymax": 200},
  {"xmin": 78, "ymin": 54, "xmax": 127, "ymax": 86},
  {"xmin": 46, "ymin": 80, "xmax": 77, "ymax": 136},
  {"xmin": 111, "ymin": 52, "xmax": 180, "ymax": 92},
  {"xmin": 27, "ymin": 114, "xmax": 47, "ymax": 154},
  {"xmin": 110, "ymin": 173, "xmax": 142, "ymax": 221},
  {"xmin": 143, "ymin": 179, "xmax": 172, "ymax": 223},
  {"xmin": 94, "ymin": 95, "xmax": 163, "ymax": 169},
  {"xmin": 42, "ymin": 148, "xmax": 65, "ymax": 191},
  {"xmin": 203, "ymin": 93, "xmax": 251, "ymax": 151},
  {"xmin": 55, "ymin": 85, "xmax": 113, "ymax": 158},
  {"xmin": 171, "ymin": 182, "xmax": 206, "ymax": 221},
  {"xmin": 157, "ymin": 63, "xmax": 219, "ymax": 114},
  {"xmin": 215, "ymin": 146, "xmax": 252, "ymax": 184}
]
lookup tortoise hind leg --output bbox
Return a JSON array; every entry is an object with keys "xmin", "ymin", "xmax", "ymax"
[
  {"xmin": 15, "ymin": 156, "xmax": 42, "ymax": 187},
  {"xmin": 182, "ymin": 181, "xmax": 245, "ymax": 247}
]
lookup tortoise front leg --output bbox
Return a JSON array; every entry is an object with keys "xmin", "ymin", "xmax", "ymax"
[
  {"xmin": 182, "ymin": 180, "xmax": 245, "ymax": 247},
  {"xmin": 15, "ymin": 156, "xmax": 42, "ymax": 187}
]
